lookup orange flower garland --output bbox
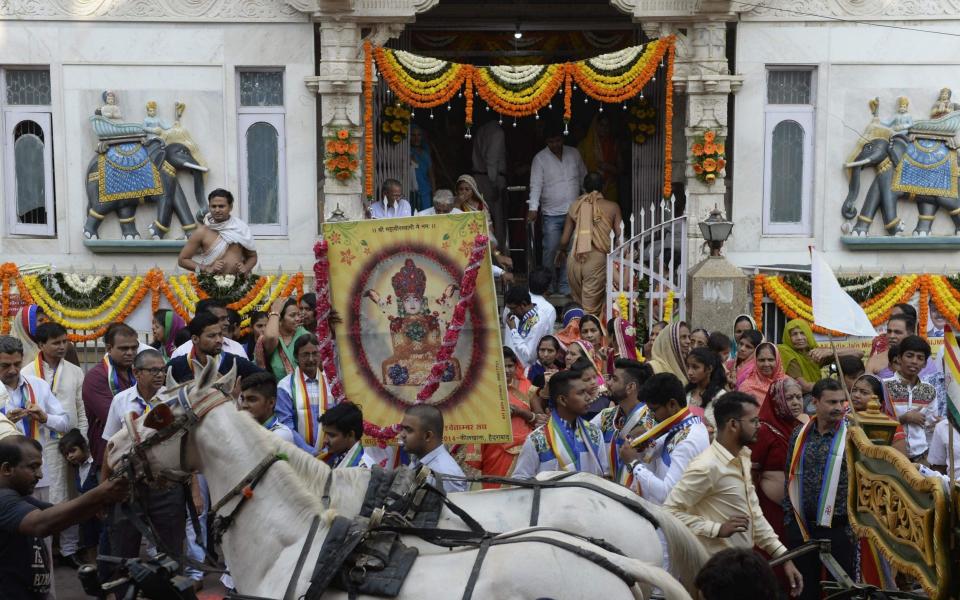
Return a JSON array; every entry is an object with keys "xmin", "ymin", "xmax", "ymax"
[
  {"xmin": 919, "ymin": 274, "xmax": 930, "ymax": 339},
  {"xmin": 662, "ymin": 40, "xmax": 675, "ymax": 199},
  {"xmin": 474, "ymin": 64, "xmax": 564, "ymax": 117},
  {"xmin": 569, "ymin": 40, "xmax": 668, "ymax": 103},
  {"xmin": 226, "ymin": 276, "xmax": 269, "ymax": 311},
  {"xmin": 363, "ymin": 41, "xmax": 375, "ymax": 199},
  {"xmin": 464, "ymin": 69, "xmax": 474, "ymax": 127},
  {"xmin": 563, "ymin": 66, "xmax": 572, "ymax": 122},
  {"xmin": 753, "ymin": 274, "xmax": 764, "ymax": 332},
  {"xmin": 373, "ymin": 47, "xmax": 468, "ymax": 108}
]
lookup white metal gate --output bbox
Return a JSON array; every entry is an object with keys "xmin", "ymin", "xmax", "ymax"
[{"xmin": 606, "ymin": 194, "xmax": 687, "ymax": 329}]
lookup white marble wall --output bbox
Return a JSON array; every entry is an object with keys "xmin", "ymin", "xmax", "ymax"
[
  {"xmin": 0, "ymin": 20, "xmax": 316, "ymax": 272},
  {"xmin": 731, "ymin": 19, "xmax": 960, "ymax": 272}
]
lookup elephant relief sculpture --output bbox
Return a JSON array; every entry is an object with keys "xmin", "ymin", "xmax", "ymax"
[
  {"xmin": 85, "ymin": 91, "xmax": 209, "ymax": 240},
  {"xmin": 842, "ymin": 90, "xmax": 960, "ymax": 237}
]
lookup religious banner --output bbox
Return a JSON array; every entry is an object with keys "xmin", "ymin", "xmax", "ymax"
[{"xmin": 322, "ymin": 212, "xmax": 511, "ymax": 444}]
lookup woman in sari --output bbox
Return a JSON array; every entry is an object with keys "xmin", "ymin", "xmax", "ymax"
[
  {"xmin": 151, "ymin": 309, "xmax": 186, "ymax": 362},
  {"xmin": 726, "ymin": 329, "xmax": 763, "ymax": 382},
  {"xmin": 779, "ymin": 319, "xmax": 825, "ymax": 394},
  {"xmin": 646, "ymin": 321, "xmax": 691, "ymax": 384},
  {"xmin": 736, "ymin": 342, "xmax": 784, "ymax": 404},
  {"xmin": 555, "ymin": 304, "xmax": 584, "ymax": 347},
  {"xmin": 731, "ymin": 314, "xmax": 758, "ymax": 361},
  {"xmin": 684, "ymin": 347, "xmax": 727, "ymax": 433},
  {"xmin": 577, "ymin": 114, "xmax": 620, "ymax": 202},
  {"xmin": 257, "ymin": 297, "xmax": 308, "ymax": 381},
  {"xmin": 578, "ymin": 315, "xmax": 607, "ymax": 365},
  {"xmin": 466, "ymin": 347, "xmax": 536, "ymax": 488},
  {"xmin": 456, "ymin": 174, "xmax": 512, "ymax": 273},
  {"xmin": 750, "ymin": 377, "xmax": 806, "ymax": 593}
]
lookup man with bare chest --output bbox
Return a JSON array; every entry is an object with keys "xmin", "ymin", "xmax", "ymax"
[{"xmin": 178, "ymin": 189, "xmax": 258, "ymax": 275}]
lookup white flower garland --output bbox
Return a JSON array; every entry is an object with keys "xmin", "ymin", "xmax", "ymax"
[
  {"xmin": 586, "ymin": 45, "xmax": 643, "ymax": 72},
  {"xmin": 212, "ymin": 275, "xmax": 236, "ymax": 288},
  {"xmin": 63, "ymin": 274, "xmax": 103, "ymax": 295},
  {"xmin": 393, "ymin": 50, "xmax": 449, "ymax": 76},
  {"xmin": 487, "ymin": 65, "xmax": 546, "ymax": 86},
  {"xmin": 841, "ymin": 276, "xmax": 885, "ymax": 293}
]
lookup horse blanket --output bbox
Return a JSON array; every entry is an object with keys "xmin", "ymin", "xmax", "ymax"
[
  {"xmin": 96, "ymin": 143, "xmax": 163, "ymax": 202},
  {"xmin": 892, "ymin": 138, "xmax": 959, "ymax": 199}
]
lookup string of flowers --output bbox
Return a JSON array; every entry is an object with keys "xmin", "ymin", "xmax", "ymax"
[
  {"xmin": 417, "ymin": 234, "xmax": 489, "ymax": 403},
  {"xmin": 365, "ymin": 38, "xmax": 676, "ymax": 198},
  {"xmin": 753, "ymin": 274, "xmax": 765, "ymax": 331},
  {"xmin": 363, "ymin": 40, "xmax": 375, "ymax": 199},
  {"xmin": 0, "ymin": 264, "xmax": 19, "ymax": 334},
  {"xmin": 919, "ymin": 275, "xmax": 930, "ymax": 339},
  {"xmin": 662, "ymin": 289, "xmax": 675, "ymax": 323},
  {"xmin": 313, "ymin": 240, "xmax": 345, "ymax": 405},
  {"xmin": 691, "ymin": 130, "xmax": 725, "ymax": 184}
]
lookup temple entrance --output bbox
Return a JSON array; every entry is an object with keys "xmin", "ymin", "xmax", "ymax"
[{"xmin": 371, "ymin": 2, "xmax": 678, "ymax": 280}]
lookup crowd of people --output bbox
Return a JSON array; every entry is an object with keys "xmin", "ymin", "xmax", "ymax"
[
  {"xmin": 498, "ymin": 289, "xmax": 959, "ymax": 599},
  {"xmin": 0, "ymin": 257, "xmax": 957, "ymax": 598}
]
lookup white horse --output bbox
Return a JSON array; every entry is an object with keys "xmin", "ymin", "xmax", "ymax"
[
  {"xmin": 288, "ymin": 436, "xmax": 709, "ymax": 596},
  {"xmin": 105, "ymin": 362, "xmax": 692, "ymax": 600}
]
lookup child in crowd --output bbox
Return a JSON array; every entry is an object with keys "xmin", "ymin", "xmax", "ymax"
[{"xmin": 57, "ymin": 429, "xmax": 101, "ymax": 564}]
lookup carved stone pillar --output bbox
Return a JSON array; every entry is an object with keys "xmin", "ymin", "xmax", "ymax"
[
  {"xmin": 289, "ymin": 0, "xmax": 438, "ymax": 221},
  {"xmin": 616, "ymin": 1, "xmax": 743, "ymax": 251}
]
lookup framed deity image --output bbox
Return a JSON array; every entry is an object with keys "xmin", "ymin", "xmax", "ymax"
[{"xmin": 323, "ymin": 212, "xmax": 512, "ymax": 444}]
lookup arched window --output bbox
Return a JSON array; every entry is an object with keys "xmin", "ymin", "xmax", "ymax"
[
  {"xmin": 238, "ymin": 69, "xmax": 286, "ymax": 236},
  {"xmin": 763, "ymin": 69, "xmax": 814, "ymax": 235}
]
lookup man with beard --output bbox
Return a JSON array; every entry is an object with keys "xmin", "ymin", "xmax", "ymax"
[
  {"xmin": 591, "ymin": 358, "xmax": 654, "ymax": 490},
  {"xmin": 618, "ymin": 373, "xmax": 709, "ymax": 504},
  {"xmin": 664, "ymin": 392, "xmax": 804, "ymax": 596}
]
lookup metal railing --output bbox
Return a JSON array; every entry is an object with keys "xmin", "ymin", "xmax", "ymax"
[{"xmin": 606, "ymin": 194, "xmax": 688, "ymax": 329}]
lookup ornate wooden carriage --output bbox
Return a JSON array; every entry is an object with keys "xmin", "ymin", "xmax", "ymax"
[{"xmin": 847, "ymin": 408, "xmax": 958, "ymax": 598}]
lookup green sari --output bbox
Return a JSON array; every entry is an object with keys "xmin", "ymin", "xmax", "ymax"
[
  {"xmin": 263, "ymin": 326, "xmax": 309, "ymax": 381},
  {"xmin": 778, "ymin": 319, "xmax": 822, "ymax": 383}
]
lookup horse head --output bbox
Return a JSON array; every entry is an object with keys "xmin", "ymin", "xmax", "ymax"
[{"xmin": 104, "ymin": 358, "xmax": 237, "ymax": 488}]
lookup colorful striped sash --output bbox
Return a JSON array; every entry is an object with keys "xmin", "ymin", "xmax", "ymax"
[
  {"xmin": 291, "ymin": 368, "xmax": 328, "ymax": 448},
  {"xmin": 787, "ymin": 417, "xmax": 848, "ymax": 540},
  {"xmin": 104, "ymin": 356, "xmax": 134, "ymax": 396},
  {"xmin": 609, "ymin": 402, "xmax": 649, "ymax": 487}
]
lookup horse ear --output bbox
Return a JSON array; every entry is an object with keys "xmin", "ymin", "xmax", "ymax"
[
  {"xmin": 215, "ymin": 360, "xmax": 238, "ymax": 391},
  {"xmin": 166, "ymin": 366, "xmax": 178, "ymax": 390},
  {"xmin": 143, "ymin": 404, "xmax": 174, "ymax": 430},
  {"xmin": 196, "ymin": 356, "xmax": 217, "ymax": 389}
]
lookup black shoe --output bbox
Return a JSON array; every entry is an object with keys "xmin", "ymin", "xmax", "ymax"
[{"xmin": 57, "ymin": 554, "xmax": 83, "ymax": 570}]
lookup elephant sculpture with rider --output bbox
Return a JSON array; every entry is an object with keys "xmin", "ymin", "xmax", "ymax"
[
  {"xmin": 84, "ymin": 92, "xmax": 209, "ymax": 240},
  {"xmin": 842, "ymin": 90, "xmax": 960, "ymax": 237}
]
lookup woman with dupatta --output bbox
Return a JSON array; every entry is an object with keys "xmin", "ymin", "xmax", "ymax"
[
  {"xmin": 257, "ymin": 297, "xmax": 308, "ymax": 381},
  {"xmin": 466, "ymin": 347, "xmax": 536, "ymax": 488},
  {"xmin": 152, "ymin": 309, "xmax": 186, "ymax": 362},
  {"xmin": 577, "ymin": 114, "xmax": 621, "ymax": 202},
  {"xmin": 736, "ymin": 342, "xmax": 785, "ymax": 404},
  {"xmin": 750, "ymin": 377, "xmax": 806, "ymax": 593},
  {"xmin": 646, "ymin": 321, "xmax": 691, "ymax": 385},
  {"xmin": 456, "ymin": 174, "xmax": 513, "ymax": 273},
  {"xmin": 11, "ymin": 304, "xmax": 81, "ymax": 366},
  {"xmin": 779, "ymin": 319, "xmax": 826, "ymax": 394},
  {"xmin": 557, "ymin": 173, "xmax": 621, "ymax": 317}
]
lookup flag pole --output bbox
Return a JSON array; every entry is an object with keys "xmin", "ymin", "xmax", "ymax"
[
  {"xmin": 946, "ymin": 350, "xmax": 956, "ymax": 552},
  {"xmin": 830, "ymin": 335, "xmax": 853, "ymax": 405}
]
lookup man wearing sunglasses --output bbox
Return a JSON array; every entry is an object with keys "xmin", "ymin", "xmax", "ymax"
[{"xmin": 664, "ymin": 392, "xmax": 804, "ymax": 598}]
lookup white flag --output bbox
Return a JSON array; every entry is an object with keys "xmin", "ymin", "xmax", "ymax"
[{"xmin": 810, "ymin": 249, "xmax": 877, "ymax": 337}]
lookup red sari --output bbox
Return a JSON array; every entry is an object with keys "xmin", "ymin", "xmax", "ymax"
[
  {"xmin": 750, "ymin": 377, "xmax": 802, "ymax": 542},
  {"xmin": 466, "ymin": 366, "xmax": 533, "ymax": 488}
]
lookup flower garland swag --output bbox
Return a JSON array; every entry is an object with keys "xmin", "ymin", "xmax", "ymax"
[
  {"xmin": 313, "ymin": 240, "xmax": 346, "ymax": 405},
  {"xmin": 0, "ymin": 264, "xmax": 305, "ymax": 341},
  {"xmin": 365, "ymin": 37, "xmax": 676, "ymax": 199},
  {"xmin": 753, "ymin": 274, "xmax": 765, "ymax": 334},
  {"xmin": 752, "ymin": 274, "xmax": 960, "ymax": 336},
  {"xmin": 691, "ymin": 130, "xmax": 726, "ymax": 184}
]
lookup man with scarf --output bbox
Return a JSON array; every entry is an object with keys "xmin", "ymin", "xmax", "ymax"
[
  {"xmin": 82, "ymin": 323, "xmax": 139, "ymax": 470},
  {"xmin": 619, "ymin": 373, "xmax": 710, "ymax": 504},
  {"xmin": 319, "ymin": 402, "xmax": 374, "ymax": 469},
  {"xmin": 556, "ymin": 172, "xmax": 621, "ymax": 317},
  {"xmin": 168, "ymin": 312, "xmax": 262, "ymax": 385},
  {"xmin": 592, "ymin": 358, "xmax": 654, "ymax": 491},
  {"xmin": 276, "ymin": 333, "xmax": 335, "ymax": 455},
  {"xmin": 513, "ymin": 369, "xmax": 608, "ymax": 479},
  {"xmin": 22, "ymin": 322, "xmax": 87, "ymax": 566},
  {"xmin": 178, "ymin": 188, "xmax": 257, "ymax": 275},
  {"xmin": 784, "ymin": 378, "xmax": 854, "ymax": 600},
  {"xmin": 665, "ymin": 392, "xmax": 804, "ymax": 596}
]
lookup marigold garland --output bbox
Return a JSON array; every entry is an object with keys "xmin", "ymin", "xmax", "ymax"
[
  {"xmin": 0, "ymin": 264, "xmax": 306, "ymax": 342},
  {"xmin": 662, "ymin": 289, "xmax": 675, "ymax": 323},
  {"xmin": 919, "ymin": 275, "xmax": 930, "ymax": 340},
  {"xmin": 753, "ymin": 274, "xmax": 764, "ymax": 332},
  {"xmin": 365, "ymin": 38, "xmax": 676, "ymax": 201},
  {"xmin": 691, "ymin": 129, "xmax": 726, "ymax": 184},
  {"xmin": 325, "ymin": 128, "xmax": 360, "ymax": 182}
]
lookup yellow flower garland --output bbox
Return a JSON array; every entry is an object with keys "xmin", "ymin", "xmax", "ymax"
[
  {"xmin": 237, "ymin": 275, "xmax": 275, "ymax": 315},
  {"xmin": 29, "ymin": 276, "xmax": 144, "ymax": 329},
  {"xmin": 662, "ymin": 289, "xmax": 675, "ymax": 323},
  {"xmin": 22, "ymin": 275, "xmax": 134, "ymax": 319}
]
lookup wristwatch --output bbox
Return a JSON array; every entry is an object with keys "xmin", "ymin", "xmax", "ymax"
[{"xmin": 627, "ymin": 459, "xmax": 641, "ymax": 472}]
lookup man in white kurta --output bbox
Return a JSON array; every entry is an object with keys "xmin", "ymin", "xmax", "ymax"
[{"xmin": 22, "ymin": 323, "xmax": 87, "ymax": 561}]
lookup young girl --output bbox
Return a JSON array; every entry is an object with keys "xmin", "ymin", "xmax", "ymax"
[
  {"xmin": 571, "ymin": 356, "xmax": 611, "ymax": 420},
  {"xmin": 726, "ymin": 329, "xmax": 763, "ymax": 385},
  {"xmin": 684, "ymin": 347, "xmax": 727, "ymax": 434},
  {"xmin": 526, "ymin": 335, "xmax": 565, "ymax": 383}
]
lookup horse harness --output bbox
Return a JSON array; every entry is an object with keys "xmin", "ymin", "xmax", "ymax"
[{"xmin": 113, "ymin": 387, "xmax": 655, "ymax": 600}]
